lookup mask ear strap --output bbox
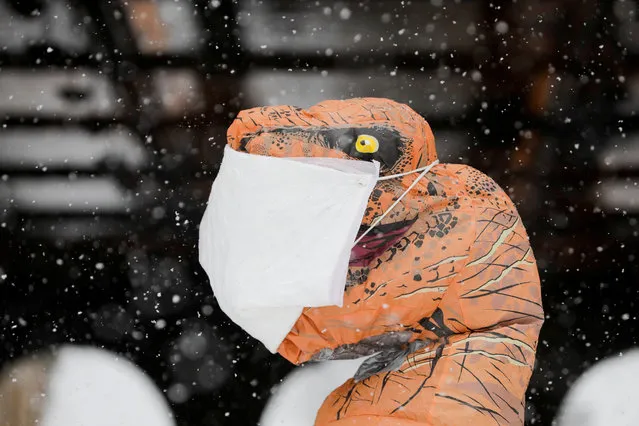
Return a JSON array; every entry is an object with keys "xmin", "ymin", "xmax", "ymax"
[
  {"xmin": 378, "ymin": 163, "xmax": 431, "ymax": 181},
  {"xmin": 353, "ymin": 160, "xmax": 440, "ymax": 247}
]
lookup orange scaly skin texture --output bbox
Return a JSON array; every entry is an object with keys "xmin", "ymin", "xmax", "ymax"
[{"xmin": 226, "ymin": 98, "xmax": 543, "ymax": 425}]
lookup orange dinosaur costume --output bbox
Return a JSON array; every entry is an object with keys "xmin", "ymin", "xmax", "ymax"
[{"xmin": 226, "ymin": 98, "xmax": 544, "ymax": 425}]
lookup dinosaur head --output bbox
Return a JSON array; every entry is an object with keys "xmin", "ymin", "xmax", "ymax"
[{"xmin": 226, "ymin": 98, "xmax": 438, "ymax": 250}]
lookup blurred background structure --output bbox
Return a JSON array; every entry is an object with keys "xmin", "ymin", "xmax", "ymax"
[{"xmin": 1, "ymin": 0, "xmax": 638, "ymax": 424}]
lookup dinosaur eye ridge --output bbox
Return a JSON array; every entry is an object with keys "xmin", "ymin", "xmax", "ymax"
[{"xmin": 355, "ymin": 135, "xmax": 379, "ymax": 154}]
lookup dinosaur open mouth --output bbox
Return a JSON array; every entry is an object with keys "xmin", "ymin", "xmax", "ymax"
[{"xmin": 350, "ymin": 219, "xmax": 417, "ymax": 266}]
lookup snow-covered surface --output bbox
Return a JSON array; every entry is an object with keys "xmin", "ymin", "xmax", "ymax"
[
  {"xmin": 0, "ymin": 69, "xmax": 122, "ymax": 118},
  {"xmin": 2, "ymin": 177, "xmax": 137, "ymax": 213},
  {"xmin": 0, "ymin": 0, "xmax": 89, "ymax": 53},
  {"xmin": 260, "ymin": 358, "xmax": 366, "ymax": 426},
  {"xmin": 0, "ymin": 127, "xmax": 148, "ymax": 170},
  {"xmin": 598, "ymin": 133, "xmax": 639, "ymax": 171},
  {"xmin": 243, "ymin": 69, "xmax": 476, "ymax": 117},
  {"xmin": 556, "ymin": 348, "xmax": 639, "ymax": 426},
  {"xmin": 41, "ymin": 345, "xmax": 175, "ymax": 426},
  {"xmin": 595, "ymin": 180, "xmax": 639, "ymax": 212}
]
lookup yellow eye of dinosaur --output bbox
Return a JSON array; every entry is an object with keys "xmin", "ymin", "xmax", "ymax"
[{"xmin": 355, "ymin": 135, "xmax": 379, "ymax": 154}]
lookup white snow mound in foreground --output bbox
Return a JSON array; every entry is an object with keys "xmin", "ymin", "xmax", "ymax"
[
  {"xmin": 557, "ymin": 348, "xmax": 639, "ymax": 426},
  {"xmin": 260, "ymin": 358, "xmax": 365, "ymax": 426},
  {"xmin": 41, "ymin": 345, "xmax": 175, "ymax": 426}
]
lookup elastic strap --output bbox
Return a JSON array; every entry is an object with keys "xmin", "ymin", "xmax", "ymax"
[
  {"xmin": 377, "ymin": 163, "xmax": 436, "ymax": 181},
  {"xmin": 353, "ymin": 159, "xmax": 440, "ymax": 246}
]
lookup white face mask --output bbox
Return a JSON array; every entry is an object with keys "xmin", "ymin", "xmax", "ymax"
[{"xmin": 198, "ymin": 146, "xmax": 438, "ymax": 352}]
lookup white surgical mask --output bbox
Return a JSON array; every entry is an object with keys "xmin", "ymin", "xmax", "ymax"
[{"xmin": 199, "ymin": 146, "xmax": 438, "ymax": 352}]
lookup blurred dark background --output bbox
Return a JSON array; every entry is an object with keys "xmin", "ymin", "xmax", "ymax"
[{"xmin": 1, "ymin": 0, "xmax": 638, "ymax": 424}]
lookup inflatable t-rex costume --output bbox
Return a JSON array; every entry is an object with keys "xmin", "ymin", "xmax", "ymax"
[{"xmin": 226, "ymin": 98, "xmax": 544, "ymax": 425}]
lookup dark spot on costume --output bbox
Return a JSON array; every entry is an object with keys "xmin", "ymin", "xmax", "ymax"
[
  {"xmin": 370, "ymin": 189, "xmax": 383, "ymax": 201},
  {"xmin": 414, "ymin": 274, "xmax": 422, "ymax": 281},
  {"xmin": 239, "ymin": 137, "xmax": 252, "ymax": 152},
  {"xmin": 419, "ymin": 308, "xmax": 455, "ymax": 338},
  {"xmin": 427, "ymin": 182, "xmax": 438, "ymax": 196}
]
